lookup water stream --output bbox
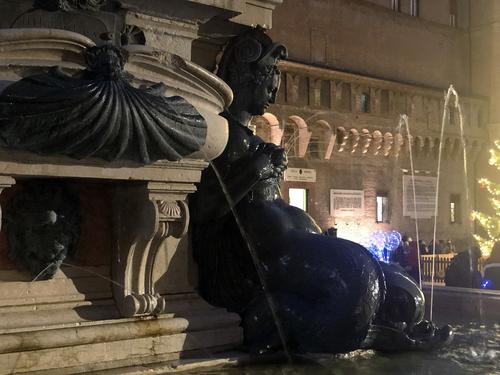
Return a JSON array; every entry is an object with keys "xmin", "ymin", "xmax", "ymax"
[
  {"xmin": 396, "ymin": 114, "xmax": 422, "ymax": 289},
  {"xmin": 430, "ymin": 85, "xmax": 472, "ymax": 321}
]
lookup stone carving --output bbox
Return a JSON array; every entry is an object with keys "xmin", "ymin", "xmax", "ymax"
[
  {"xmin": 0, "ymin": 43, "xmax": 207, "ymax": 164},
  {"xmin": 336, "ymin": 126, "xmax": 349, "ymax": 152},
  {"xmin": 3, "ymin": 180, "xmax": 81, "ymax": 280},
  {"xmin": 361, "ymin": 128, "xmax": 372, "ymax": 154},
  {"xmin": 33, "ymin": 0, "xmax": 106, "ymax": 12},
  {"xmin": 191, "ymin": 28, "xmax": 452, "ymax": 355},
  {"xmin": 113, "ymin": 182, "xmax": 191, "ymax": 317},
  {"xmin": 121, "ymin": 25, "xmax": 146, "ymax": 46}
]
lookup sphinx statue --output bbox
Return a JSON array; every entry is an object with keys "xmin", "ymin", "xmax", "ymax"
[{"xmin": 190, "ymin": 28, "xmax": 452, "ymax": 355}]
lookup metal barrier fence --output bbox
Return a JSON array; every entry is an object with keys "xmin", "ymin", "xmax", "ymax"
[
  {"xmin": 421, "ymin": 253, "xmax": 455, "ymax": 285},
  {"xmin": 420, "ymin": 253, "xmax": 484, "ymax": 285}
]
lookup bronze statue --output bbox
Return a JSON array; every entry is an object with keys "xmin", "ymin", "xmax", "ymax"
[
  {"xmin": 191, "ymin": 28, "xmax": 452, "ymax": 355},
  {"xmin": 4, "ymin": 180, "xmax": 81, "ymax": 280}
]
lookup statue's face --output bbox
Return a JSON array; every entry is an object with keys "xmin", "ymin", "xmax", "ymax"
[
  {"xmin": 4, "ymin": 181, "xmax": 80, "ymax": 280},
  {"xmin": 22, "ymin": 215, "xmax": 71, "ymax": 279},
  {"xmin": 248, "ymin": 65, "xmax": 281, "ymax": 115}
]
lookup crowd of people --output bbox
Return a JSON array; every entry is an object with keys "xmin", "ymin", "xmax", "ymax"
[{"xmin": 389, "ymin": 236, "xmax": 500, "ymax": 291}]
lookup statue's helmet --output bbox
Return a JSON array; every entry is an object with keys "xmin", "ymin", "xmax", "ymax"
[{"xmin": 217, "ymin": 27, "xmax": 288, "ymax": 89}]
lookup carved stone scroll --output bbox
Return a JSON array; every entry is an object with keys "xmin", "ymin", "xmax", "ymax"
[{"xmin": 112, "ymin": 182, "xmax": 192, "ymax": 317}]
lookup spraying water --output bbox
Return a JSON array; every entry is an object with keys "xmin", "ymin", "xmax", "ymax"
[
  {"xmin": 430, "ymin": 85, "xmax": 472, "ymax": 321},
  {"xmin": 396, "ymin": 114, "xmax": 423, "ymax": 289},
  {"xmin": 30, "ymin": 262, "xmax": 58, "ymax": 282}
]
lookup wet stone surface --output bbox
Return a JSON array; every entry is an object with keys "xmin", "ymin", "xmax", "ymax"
[{"xmin": 182, "ymin": 323, "xmax": 500, "ymax": 375}]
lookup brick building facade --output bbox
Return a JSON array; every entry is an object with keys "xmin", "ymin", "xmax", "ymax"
[{"xmin": 250, "ymin": 0, "xmax": 497, "ymax": 249}]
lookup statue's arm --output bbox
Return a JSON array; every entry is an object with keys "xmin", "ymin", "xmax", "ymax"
[{"xmin": 195, "ymin": 143, "xmax": 286, "ymax": 220}]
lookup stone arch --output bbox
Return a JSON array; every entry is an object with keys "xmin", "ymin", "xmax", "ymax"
[
  {"xmin": 443, "ymin": 137, "xmax": 454, "ymax": 159},
  {"xmin": 309, "ymin": 119, "xmax": 335, "ymax": 159},
  {"xmin": 433, "ymin": 137, "xmax": 441, "ymax": 158},
  {"xmin": 253, "ymin": 112, "xmax": 283, "ymax": 146},
  {"xmin": 451, "ymin": 138, "xmax": 462, "ymax": 158},
  {"xmin": 360, "ymin": 128, "xmax": 372, "ymax": 155},
  {"xmin": 371, "ymin": 130, "xmax": 383, "ymax": 155},
  {"xmin": 349, "ymin": 128, "xmax": 360, "ymax": 153},
  {"xmin": 413, "ymin": 135, "xmax": 425, "ymax": 157},
  {"xmin": 423, "ymin": 137, "xmax": 433, "ymax": 157},
  {"xmin": 336, "ymin": 126, "xmax": 349, "ymax": 153},
  {"xmin": 465, "ymin": 139, "xmax": 481, "ymax": 162},
  {"xmin": 383, "ymin": 132, "xmax": 394, "ymax": 156},
  {"xmin": 393, "ymin": 133, "xmax": 404, "ymax": 158},
  {"xmin": 288, "ymin": 115, "xmax": 312, "ymax": 158}
]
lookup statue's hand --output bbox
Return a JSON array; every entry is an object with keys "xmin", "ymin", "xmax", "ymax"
[
  {"xmin": 251, "ymin": 143, "xmax": 286, "ymax": 180},
  {"xmin": 270, "ymin": 146, "xmax": 287, "ymax": 170}
]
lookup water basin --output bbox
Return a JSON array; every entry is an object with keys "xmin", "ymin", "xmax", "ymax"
[{"xmin": 183, "ymin": 323, "xmax": 499, "ymax": 375}]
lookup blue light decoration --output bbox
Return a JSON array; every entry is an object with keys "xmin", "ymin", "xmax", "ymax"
[
  {"xmin": 481, "ymin": 279, "xmax": 492, "ymax": 289},
  {"xmin": 362, "ymin": 230, "xmax": 402, "ymax": 262}
]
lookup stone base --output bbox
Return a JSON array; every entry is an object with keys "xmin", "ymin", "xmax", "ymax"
[
  {"xmin": 0, "ymin": 300, "xmax": 242, "ymax": 374},
  {"xmin": 0, "ymin": 266, "xmax": 242, "ymax": 375}
]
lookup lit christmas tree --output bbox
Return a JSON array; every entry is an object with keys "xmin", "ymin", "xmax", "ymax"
[{"xmin": 471, "ymin": 140, "xmax": 500, "ymax": 257}]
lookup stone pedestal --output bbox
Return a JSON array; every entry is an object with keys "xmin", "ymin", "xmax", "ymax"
[
  {"xmin": 0, "ymin": 0, "xmax": 285, "ymax": 370},
  {"xmin": 0, "ymin": 28, "xmax": 239, "ymax": 374}
]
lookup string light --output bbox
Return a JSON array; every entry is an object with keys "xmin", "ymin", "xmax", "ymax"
[{"xmin": 471, "ymin": 139, "xmax": 500, "ymax": 257}]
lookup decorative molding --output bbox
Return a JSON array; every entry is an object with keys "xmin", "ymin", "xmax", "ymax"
[
  {"xmin": 393, "ymin": 133, "xmax": 404, "ymax": 158},
  {"xmin": 112, "ymin": 183, "xmax": 192, "ymax": 317},
  {"xmin": 255, "ymin": 112, "xmax": 488, "ymax": 161},
  {"xmin": 382, "ymin": 132, "xmax": 394, "ymax": 156},
  {"xmin": 349, "ymin": 128, "xmax": 360, "ymax": 154},
  {"xmin": 0, "ymin": 44, "xmax": 208, "ymax": 165},
  {"xmin": 336, "ymin": 126, "xmax": 349, "ymax": 153},
  {"xmin": 0, "ymin": 29, "xmax": 231, "ymax": 162},
  {"xmin": 361, "ymin": 128, "xmax": 372, "ymax": 155}
]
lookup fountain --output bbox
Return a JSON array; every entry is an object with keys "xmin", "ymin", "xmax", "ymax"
[
  {"xmin": 188, "ymin": 27, "xmax": 500, "ymax": 373},
  {"xmin": 191, "ymin": 27, "xmax": 452, "ymax": 357},
  {"xmin": 0, "ymin": 1, "xmax": 497, "ymax": 373}
]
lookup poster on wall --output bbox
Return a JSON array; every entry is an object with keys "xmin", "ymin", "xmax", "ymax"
[
  {"xmin": 330, "ymin": 189, "xmax": 364, "ymax": 217},
  {"xmin": 402, "ymin": 175, "xmax": 437, "ymax": 219}
]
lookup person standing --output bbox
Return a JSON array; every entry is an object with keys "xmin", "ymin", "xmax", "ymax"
[
  {"xmin": 445, "ymin": 247, "xmax": 483, "ymax": 288},
  {"xmin": 483, "ymin": 242, "xmax": 500, "ymax": 290}
]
